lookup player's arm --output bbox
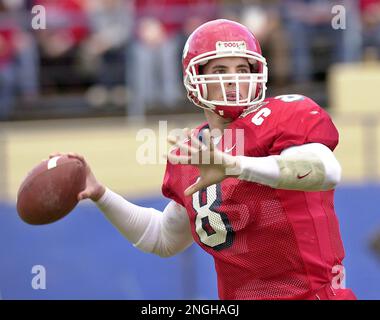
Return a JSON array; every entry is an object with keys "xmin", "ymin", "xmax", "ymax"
[
  {"xmin": 167, "ymin": 130, "xmax": 341, "ymax": 195},
  {"xmin": 49, "ymin": 152, "xmax": 194, "ymax": 257},
  {"xmin": 96, "ymin": 190, "xmax": 194, "ymax": 257},
  {"xmin": 236, "ymin": 142, "xmax": 341, "ymax": 191}
]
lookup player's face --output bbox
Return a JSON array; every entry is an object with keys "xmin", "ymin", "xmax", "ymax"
[{"xmin": 202, "ymin": 57, "xmax": 251, "ymax": 103}]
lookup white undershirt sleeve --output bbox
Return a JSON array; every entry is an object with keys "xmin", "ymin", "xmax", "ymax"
[
  {"xmin": 96, "ymin": 189, "xmax": 193, "ymax": 257},
  {"xmin": 236, "ymin": 143, "xmax": 341, "ymax": 191}
]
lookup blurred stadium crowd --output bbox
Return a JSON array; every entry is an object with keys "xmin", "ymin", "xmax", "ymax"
[{"xmin": 0, "ymin": 0, "xmax": 380, "ymax": 121}]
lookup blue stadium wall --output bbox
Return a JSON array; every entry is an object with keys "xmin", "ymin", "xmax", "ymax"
[{"xmin": 0, "ymin": 185, "xmax": 379, "ymax": 300}]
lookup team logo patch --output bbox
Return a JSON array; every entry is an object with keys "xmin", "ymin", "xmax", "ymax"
[{"xmin": 216, "ymin": 41, "xmax": 247, "ymax": 52}]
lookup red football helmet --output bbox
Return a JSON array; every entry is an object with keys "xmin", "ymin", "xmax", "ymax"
[{"xmin": 182, "ymin": 19, "xmax": 268, "ymax": 119}]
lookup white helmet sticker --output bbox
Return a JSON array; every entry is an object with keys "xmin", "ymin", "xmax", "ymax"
[{"xmin": 216, "ymin": 41, "xmax": 247, "ymax": 52}]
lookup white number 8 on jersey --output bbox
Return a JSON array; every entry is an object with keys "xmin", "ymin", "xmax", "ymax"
[{"xmin": 192, "ymin": 183, "xmax": 234, "ymax": 251}]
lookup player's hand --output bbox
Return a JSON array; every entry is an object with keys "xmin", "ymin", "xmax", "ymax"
[
  {"xmin": 167, "ymin": 129, "xmax": 240, "ymax": 197},
  {"xmin": 48, "ymin": 152, "xmax": 106, "ymax": 202}
]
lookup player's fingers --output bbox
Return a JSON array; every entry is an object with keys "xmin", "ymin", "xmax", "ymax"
[
  {"xmin": 49, "ymin": 152, "xmax": 63, "ymax": 159},
  {"xmin": 168, "ymin": 135, "xmax": 199, "ymax": 157},
  {"xmin": 167, "ymin": 136, "xmax": 181, "ymax": 155},
  {"xmin": 190, "ymin": 128, "xmax": 197, "ymax": 138},
  {"xmin": 183, "ymin": 127, "xmax": 192, "ymax": 142},
  {"xmin": 67, "ymin": 152, "xmax": 85, "ymax": 162},
  {"xmin": 167, "ymin": 135, "xmax": 179, "ymax": 146},
  {"xmin": 189, "ymin": 133, "xmax": 204, "ymax": 151},
  {"xmin": 208, "ymin": 131, "xmax": 217, "ymax": 152},
  {"xmin": 77, "ymin": 190, "xmax": 89, "ymax": 201},
  {"xmin": 184, "ymin": 179, "xmax": 205, "ymax": 197},
  {"xmin": 178, "ymin": 140, "xmax": 201, "ymax": 156},
  {"xmin": 67, "ymin": 152, "xmax": 79, "ymax": 158},
  {"xmin": 67, "ymin": 153, "xmax": 88, "ymax": 169},
  {"xmin": 203, "ymin": 129, "xmax": 213, "ymax": 152}
]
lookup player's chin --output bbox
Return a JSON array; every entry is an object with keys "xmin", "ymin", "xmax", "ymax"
[{"xmin": 223, "ymin": 95, "xmax": 248, "ymax": 103}]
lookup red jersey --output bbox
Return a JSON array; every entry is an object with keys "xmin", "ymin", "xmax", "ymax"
[
  {"xmin": 162, "ymin": 95, "xmax": 348, "ymax": 300},
  {"xmin": 0, "ymin": 28, "xmax": 16, "ymax": 68},
  {"xmin": 360, "ymin": 0, "xmax": 380, "ymax": 12}
]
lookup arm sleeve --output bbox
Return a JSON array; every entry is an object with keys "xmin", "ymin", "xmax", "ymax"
[
  {"xmin": 96, "ymin": 188, "xmax": 193, "ymax": 257},
  {"xmin": 237, "ymin": 142, "xmax": 342, "ymax": 191},
  {"xmin": 162, "ymin": 161, "xmax": 185, "ymax": 206}
]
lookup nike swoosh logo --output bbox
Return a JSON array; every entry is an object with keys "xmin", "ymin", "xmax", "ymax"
[
  {"xmin": 224, "ymin": 145, "xmax": 236, "ymax": 153},
  {"xmin": 297, "ymin": 170, "xmax": 312, "ymax": 179}
]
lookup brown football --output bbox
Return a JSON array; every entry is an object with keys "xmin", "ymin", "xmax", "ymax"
[{"xmin": 17, "ymin": 155, "xmax": 86, "ymax": 225}]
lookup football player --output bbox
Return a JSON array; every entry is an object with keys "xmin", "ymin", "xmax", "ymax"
[{"xmin": 53, "ymin": 19, "xmax": 356, "ymax": 300}]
